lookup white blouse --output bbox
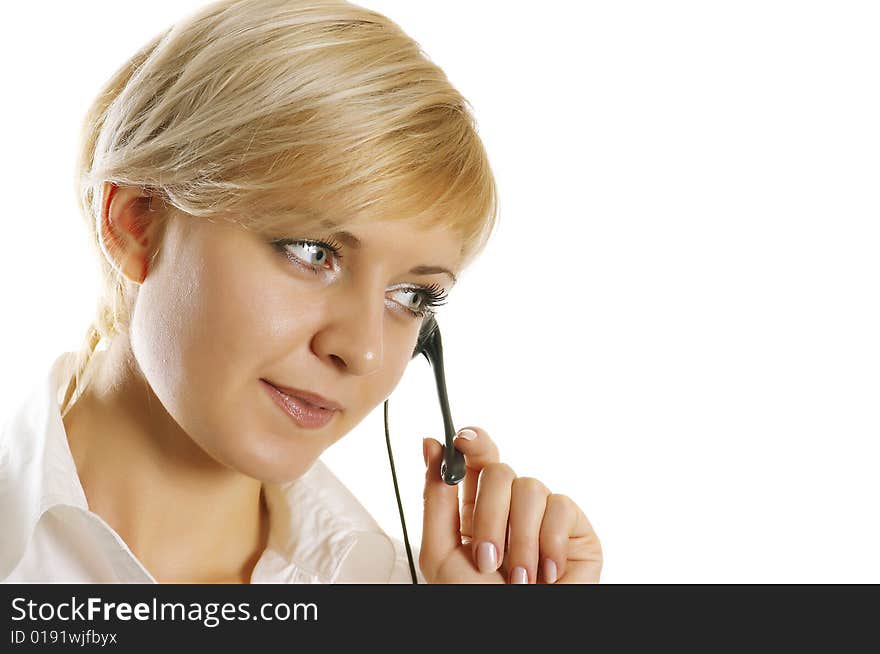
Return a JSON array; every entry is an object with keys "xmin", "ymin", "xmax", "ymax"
[{"xmin": 0, "ymin": 352, "xmax": 425, "ymax": 584}]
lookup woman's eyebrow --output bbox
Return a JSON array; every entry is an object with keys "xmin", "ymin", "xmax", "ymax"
[
  {"xmin": 327, "ymin": 228, "xmax": 363, "ymax": 249},
  {"xmin": 409, "ymin": 265, "xmax": 457, "ymax": 285},
  {"xmin": 321, "ymin": 222, "xmax": 457, "ymax": 284}
]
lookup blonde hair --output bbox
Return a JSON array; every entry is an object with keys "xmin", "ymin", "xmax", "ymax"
[{"xmin": 61, "ymin": 0, "xmax": 499, "ymax": 418}]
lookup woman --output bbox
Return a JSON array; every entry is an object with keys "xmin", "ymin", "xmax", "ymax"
[{"xmin": 0, "ymin": 0, "xmax": 602, "ymax": 584}]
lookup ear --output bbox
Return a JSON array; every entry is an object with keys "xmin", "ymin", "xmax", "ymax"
[{"xmin": 97, "ymin": 181, "xmax": 164, "ymax": 284}]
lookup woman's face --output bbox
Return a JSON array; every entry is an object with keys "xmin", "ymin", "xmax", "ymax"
[{"xmin": 126, "ymin": 201, "xmax": 463, "ymax": 484}]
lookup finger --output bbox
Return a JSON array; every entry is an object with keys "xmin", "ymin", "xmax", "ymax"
[
  {"xmin": 505, "ymin": 477, "xmax": 551, "ymax": 584},
  {"xmin": 451, "ymin": 425, "xmax": 501, "ymax": 539},
  {"xmin": 469, "ymin": 462, "xmax": 516, "ymax": 575},
  {"xmin": 557, "ymin": 501, "xmax": 604, "ymax": 584},
  {"xmin": 420, "ymin": 437, "xmax": 461, "ymax": 578},
  {"xmin": 538, "ymin": 494, "xmax": 579, "ymax": 583}
]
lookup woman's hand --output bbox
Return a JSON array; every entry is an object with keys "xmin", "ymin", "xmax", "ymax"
[{"xmin": 419, "ymin": 426, "xmax": 603, "ymax": 584}]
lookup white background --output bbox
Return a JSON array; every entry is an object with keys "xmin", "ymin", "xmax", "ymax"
[{"xmin": 1, "ymin": 1, "xmax": 878, "ymax": 583}]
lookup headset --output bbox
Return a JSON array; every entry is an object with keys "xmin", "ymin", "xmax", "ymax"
[{"xmin": 383, "ymin": 313, "xmax": 466, "ymax": 583}]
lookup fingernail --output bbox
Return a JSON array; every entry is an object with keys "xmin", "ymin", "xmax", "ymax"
[
  {"xmin": 456, "ymin": 428, "xmax": 477, "ymax": 441},
  {"xmin": 477, "ymin": 542, "xmax": 497, "ymax": 574},
  {"xmin": 543, "ymin": 558, "xmax": 558, "ymax": 584},
  {"xmin": 511, "ymin": 566, "xmax": 528, "ymax": 584},
  {"xmin": 422, "ymin": 438, "xmax": 429, "ymax": 466}
]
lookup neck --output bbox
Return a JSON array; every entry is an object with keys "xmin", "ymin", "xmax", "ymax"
[{"xmin": 62, "ymin": 334, "xmax": 269, "ymax": 583}]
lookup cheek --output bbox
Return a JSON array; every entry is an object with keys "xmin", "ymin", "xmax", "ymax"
[
  {"xmin": 132, "ymin": 248, "xmax": 278, "ymax": 402},
  {"xmin": 129, "ymin": 245, "xmax": 311, "ymax": 476},
  {"xmin": 346, "ymin": 347, "xmax": 412, "ymax": 421}
]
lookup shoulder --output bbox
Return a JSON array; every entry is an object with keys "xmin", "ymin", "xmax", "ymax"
[
  {"xmin": 296, "ymin": 460, "xmax": 427, "ymax": 583},
  {"xmin": 334, "ymin": 531, "xmax": 427, "ymax": 584},
  {"xmin": 264, "ymin": 459, "xmax": 427, "ymax": 583}
]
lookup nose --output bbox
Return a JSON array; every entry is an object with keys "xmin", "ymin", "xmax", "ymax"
[{"xmin": 311, "ymin": 278, "xmax": 384, "ymax": 376}]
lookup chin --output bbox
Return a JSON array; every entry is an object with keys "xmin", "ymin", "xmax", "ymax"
[{"xmin": 218, "ymin": 428, "xmax": 325, "ymax": 485}]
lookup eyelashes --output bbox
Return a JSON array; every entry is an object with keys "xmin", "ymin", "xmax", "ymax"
[
  {"xmin": 270, "ymin": 237, "xmax": 449, "ymax": 318},
  {"xmin": 400, "ymin": 281, "xmax": 449, "ymax": 318}
]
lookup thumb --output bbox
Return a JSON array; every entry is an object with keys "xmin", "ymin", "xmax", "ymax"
[{"xmin": 421, "ymin": 437, "xmax": 461, "ymax": 567}]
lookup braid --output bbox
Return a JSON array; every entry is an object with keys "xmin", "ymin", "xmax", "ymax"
[{"xmin": 59, "ymin": 321, "xmax": 102, "ymax": 420}]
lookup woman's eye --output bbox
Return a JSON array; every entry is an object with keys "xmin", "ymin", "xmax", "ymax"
[
  {"xmin": 271, "ymin": 237, "xmax": 449, "ymax": 318},
  {"xmin": 272, "ymin": 239, "xmax": 342, "ymax": 274},
  {"xmin": 388, "ymin": 285, "xmax": 449, "ymax": 319},
  {"xmin": 390, "ymin": 288, "xmax": 426, "ymax": 313}
]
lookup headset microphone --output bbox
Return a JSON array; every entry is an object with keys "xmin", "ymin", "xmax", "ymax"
[
  {"xmin": 410, "ymin": 314, "xmax": 467, "ymax": 485},
  {"xmin": 383, "ymin": 313, "xmax": 466, "ymax": 583}
]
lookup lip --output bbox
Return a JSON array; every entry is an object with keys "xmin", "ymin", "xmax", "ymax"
[
  {"xmin": 262, "ymin": 380, "xmax": 343, "ymax": 411},
  {"xmin": 260, "ymin": 379, "xmax": 340, "ymax": 430}
]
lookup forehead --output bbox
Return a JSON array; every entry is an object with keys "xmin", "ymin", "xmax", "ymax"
[{"xmin": 318, "ymin": 216, "xmax": 463, "ymax": 268}]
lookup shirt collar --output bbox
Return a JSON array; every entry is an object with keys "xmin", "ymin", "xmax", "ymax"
[{"xmin": 0, "ymin": 351, "xmax": 391, "ymax": 583}]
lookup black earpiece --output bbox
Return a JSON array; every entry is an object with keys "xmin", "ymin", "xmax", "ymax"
[{"xmin": 411, "ymin": 315, "xmax": 467, "ymax": 485}]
